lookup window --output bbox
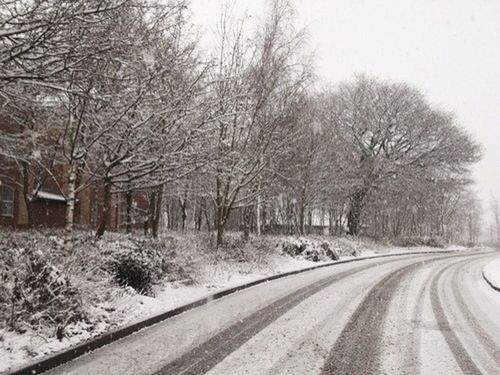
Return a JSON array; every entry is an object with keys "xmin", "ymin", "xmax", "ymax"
[{"xmin": 1, "ymin": 185, "xmax": 14, "ymax": 217}]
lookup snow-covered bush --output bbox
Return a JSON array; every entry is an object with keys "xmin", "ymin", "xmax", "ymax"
[
  {"xmin": 332, "ymin": 237, "xmax": 364, "ymax": 256},
  {"xmin": 281, "ymin": 239, "xmax": 307, "ymax": 256},
  {"xmin": 320, "ymin": 242, "xmax": 340, "ymax": 260},
  {"xmin": 111, "ymin": 252, "xmax": 155, "ymax": 295},
  {"xmin": 109, "ymin": 236, "xmax": 200, "ymax": 294},
  {"xmin": 424, "ymin": 237, "xmax": 444, "ymax": 248},
  {"xmin": 393, "ymin": 236, "xmax": 444, "ymax": 248},
  {"xmin": 0, "ymin": 243, "xmax": 85, "ymax": 339},
  {"xmin": 280, "ymin": 238, "xmax": 340, "ymax": 262},
  {"xmin": 197, "ymin": 232, "xmax": 280, "ymax": 266}
]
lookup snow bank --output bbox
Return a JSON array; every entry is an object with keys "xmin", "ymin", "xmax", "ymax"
[{"xmin": 483, "ymin": 257, "xmax": 500, "ymax": 291}]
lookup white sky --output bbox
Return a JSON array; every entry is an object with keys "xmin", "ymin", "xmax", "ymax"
[{"xmin": 190, "ymin": 0, "xmax": 500, "ymax": 218}]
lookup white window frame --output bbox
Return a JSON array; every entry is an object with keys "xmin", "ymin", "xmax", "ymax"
[{"xmin": 1, "ymin": 185, "xmax": 14, "ymax": 217}]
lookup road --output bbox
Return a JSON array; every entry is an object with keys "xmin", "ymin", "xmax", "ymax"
[{"xmin": 47, "ymin": 250, "xmax": 500, "ymax": 375}]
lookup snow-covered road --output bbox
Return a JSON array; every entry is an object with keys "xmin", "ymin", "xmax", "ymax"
[{"xmin": 44, "ymin": 250, "xmax": 500, "ymax": 375}]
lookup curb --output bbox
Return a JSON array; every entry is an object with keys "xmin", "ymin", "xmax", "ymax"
[
  {"xmin": 9, "ymin": 249, "xmax": 458, "ymax": 375},
  {"xmin": 482, "ymin": 271, "xmax": 500, "ymax": 292}
]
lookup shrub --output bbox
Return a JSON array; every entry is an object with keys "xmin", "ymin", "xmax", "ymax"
[
  {"xmin": 280, "ymin": 238, "xmax": 341, "ymax": 262},
  {"xmin": 303, "ymin": 248, "xmax": 320, "ymax": 262},
  {"xmin": 393, "ymin": 236, "xmax": 444, "ymax": 248},
  {"xmin": 111, "ymin": 253, "xmax": 155, "ymax": 295},
  {"xmin": 281, "ymin": 240, "xmax": 307, "ymax": 256},
  {"xmin": 423, "ymin": 237, "xmax": 444, "ymax": 248},
  {"xmin": 320, "ymin": 242, "xmax": 340, "ymax": 261},
  {"xmin": 0, "ymin": 245, "xmax": 85, "ymax": 338},
  {"xmin": 394, "ymin": 237, "xmax": 421, "ymax": 247}
]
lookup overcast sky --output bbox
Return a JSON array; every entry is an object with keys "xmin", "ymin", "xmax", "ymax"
[{"xmin": 191, "ymin": 0, "xmax": 500, "ymax": 219}]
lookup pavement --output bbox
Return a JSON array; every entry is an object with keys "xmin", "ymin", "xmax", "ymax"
[{"xmin": 42, "ymin": 250, "xmax": 500, "ymax": 375}]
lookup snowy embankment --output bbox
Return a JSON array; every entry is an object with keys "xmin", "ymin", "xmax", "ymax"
[
  {"xmin": 0, "ymin": 231, "xmax": 463, "ymax": 374},
  {"xmin": 483, "ymin": 257, "xmax": 500, "ymax": 291}
]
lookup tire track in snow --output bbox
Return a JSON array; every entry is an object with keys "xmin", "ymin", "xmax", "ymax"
[
  {"xmin": 207, "ymin": 254, "xmax": 463, "ymax": 375},
  {"xmin": 320, "ymin": 254, "xmax": 469, "ymax": 375},
  {"xmin": 430, "ymin": 260, "xmax": 483, "ymax": 375},
  {"xmin": 320, "ymin": 262, "xmax": 418, "ymax": 374},
  {"xmin": 404, "ymin": 263, "xmax": 433, "ymax": 374},
  {"xmin": 445, "ymin": 257, "xmax": 500, "ymax": 373},
  {"xmin": 264, "ymin": 265, "xmax": 395, "ymax": 375},
  {"xmin": 381, "ymin": 254, "xmax": 475, "ymax": 375},
  {"xmin": 209, "ymin": 257, "xmax": 410, "ymax": 375},
  {"xmin": 154, "ymin": 257, "xmax": 415, "ymax": 375},
  {"xmin": 379, "ymin": 259, "xmax": 427, "ymax": 375}
]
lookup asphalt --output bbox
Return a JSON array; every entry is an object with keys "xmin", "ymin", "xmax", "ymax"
[{"xmin": 42, "ymin": 250, "xmax": 500, "ymax": 375}]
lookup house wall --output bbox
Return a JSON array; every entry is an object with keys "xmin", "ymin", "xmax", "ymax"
[
  {"xmin": 31, "ymin": 200, "xmax": 66, "ymax": 227},
  {"xmin": 0, "ymin": 184, "xmax": 17, "ymax": 228},
  {"xmin": 77, "ymin": 187, "xmax": 92, "ymax": 226},
  {"xmin": 1, "ymin": 116, "xmax": 29, "ymax": 228},
  {"xmin": 16, "ymin": 191, "xmax": 29, "ymax": 226}
]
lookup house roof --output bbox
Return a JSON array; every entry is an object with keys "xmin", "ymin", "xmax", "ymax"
[{"xmin": 33, "ymin": 190, "xmax": 66, "ymax": 202}]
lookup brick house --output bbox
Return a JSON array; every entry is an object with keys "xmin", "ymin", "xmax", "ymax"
[
  {"xmin": 0, "ymin": 168, "xmax": 149, "ymax": 230},
  {"xmin": 0, "ymin": 117, "xmax": 149, "ymax": 230}
]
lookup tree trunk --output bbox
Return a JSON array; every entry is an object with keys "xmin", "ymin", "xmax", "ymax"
[
  {"xmin": 261, "ymin": 203, "xmax": 267, "ymax": 235},
  {"xmin": 145, "ymin": 190, "xmax": 157, "ymax": 235},
  {"xmin": 21, "ymin": 161, "xmax": 33, "ymax": 228},
  {"xmin": 214, "ymin": 175, "xmax": 225, "ymax": 246},
  {"xmin": 336, "ymin": 213, "xmax": 342, "ymax": 235},
  {"xmin": 151, "ymin": 185, "xmax": 163, "ymax": 238},
  {"xmin": 307, "ymin": 209, "xmax": 313, "ymax": 234},
  {"xmin": 195, "ymin": 196, "xmax": 203, "ymax": 231},
  {"xmin": 347, "ymin": 188, "xmax": 368, "ymax": 236},
  {"xmin": 298, "ymin": 200, "xmax": 305, "ymax": 236},
  {"xmin": 96, "ymin": 176, "xmax": 111, "ymax": 238},
  {"xmin": 203, "ymin": 197, "xmax": 212, "ymax": 232},
  {"xmin": 243, "ymin": 206, "xmax": 252, "ymax": 241},
  {"xmin": 152, "ymin": 185, "xmax": 163, "ymax": 238},
  {"xmin": 214, "ymin": 203, "xmax": 229, "ymax": 247},
  {"xmin": 215, "ymin": 208, "xmax": 226, "ymax": 246},
  {"xmin": 328, "ymin": 209, "xmax": 334, "ymax": 235},
  {"xmin": 166, "ymin": 201, "xmax": 173, "ymax": 229},
  {"xmin": 256, "ymin": 194, "xmax": 262, "ymax": 236},
  {"xmin": 125, "ymin": 189, "xmax": 133, "ymax": 234},
  {"xmin": 180, "ymin": 196, "xmax": 187, "ymax": 232},
  {"xmin": 64, "ymin": 163, "xmax": 77, "ymax": 249}
]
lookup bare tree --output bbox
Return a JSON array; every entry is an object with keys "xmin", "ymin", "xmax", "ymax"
[
  {"xmin": 202, "ymin": 0, "xmax": 312, "ymax": 245},
  {"xmin": 319, "ymin": 76, "xmax": 481, "ymax": 236},
  {"xmin": 86, "ymin": 1, "xmax": 204, "ymax": 237},
  {"xmin": 0, "ymin": 0, "xmax": 130, "ymax": 91}
]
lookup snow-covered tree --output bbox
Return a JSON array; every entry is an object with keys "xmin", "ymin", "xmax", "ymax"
[
  {"xmin": 319, "ymin": 76, "xmax": 481, "ymax": 236},
  {"xmin": 202, "ymin": 0, "xmax": 312, "ymax": 245}
]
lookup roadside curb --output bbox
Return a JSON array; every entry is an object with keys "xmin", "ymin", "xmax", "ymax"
[
  {"xmin": 482, "ymin": 259, "xmax": 500, "ymax": 292},
  {"xmin": 483, "ymin": 272, "xmax": 500, "ymax": 292},
  {"xmin": 9, "ymin": 249, "xmax": 458, "ymax": 375}
]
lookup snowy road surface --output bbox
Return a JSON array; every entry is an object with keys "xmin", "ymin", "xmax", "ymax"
[{"xmin": 46, "ymin": 251, "xmax": 500, "ymax": 375}]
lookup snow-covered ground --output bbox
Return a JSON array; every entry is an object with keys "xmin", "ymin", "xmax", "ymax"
[
  {"xmin": 483, "ymin": 256, "xmax": 500, "ymax": 290},
  {"xmin": 27, "ymin": 250, "xmax": 498, "ymax": 375},
  {"xmin": 0, "ymin": 244, "xmax": 461, "ymax": 374}
]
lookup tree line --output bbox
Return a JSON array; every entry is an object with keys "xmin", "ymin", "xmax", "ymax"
[{"xmin": 0, "ymin": 0, "xmax": 482, "ymax": 246}]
